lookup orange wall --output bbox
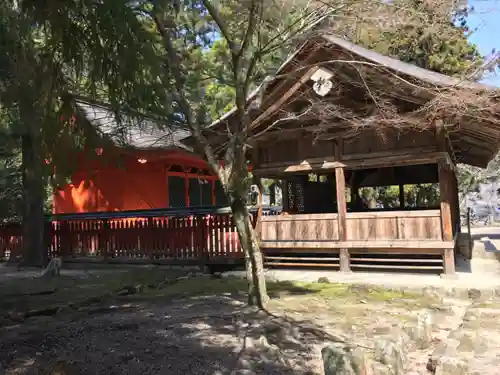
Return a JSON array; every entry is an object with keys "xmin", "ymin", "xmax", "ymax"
[{"xmin": 53, "ymin": 149, "xmax": 216, "ymax": 214}]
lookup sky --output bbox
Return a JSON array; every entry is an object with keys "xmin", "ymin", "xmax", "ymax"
[{"xmin": 467, "ymin": 0, "xmax": 500, "ymax": 86}]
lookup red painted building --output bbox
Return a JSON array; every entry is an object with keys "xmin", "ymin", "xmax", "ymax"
[{"xmin": 53, "ymin": 102, "xmax": 227, "ymax": 214}]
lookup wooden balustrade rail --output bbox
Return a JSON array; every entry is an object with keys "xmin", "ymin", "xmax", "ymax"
[{"xmin": 0, "ymin": 206, "xmax": 277, "ymax": 263}]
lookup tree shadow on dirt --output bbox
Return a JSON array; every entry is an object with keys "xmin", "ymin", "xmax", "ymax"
[{"xmin": 0, "ymin": 281, "xmax": 341, "ymax": 375}]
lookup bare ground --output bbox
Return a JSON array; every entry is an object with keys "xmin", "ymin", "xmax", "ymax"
[{"xmin": 1, "ymin": 266, "xmax": 500, "ymax": 374}]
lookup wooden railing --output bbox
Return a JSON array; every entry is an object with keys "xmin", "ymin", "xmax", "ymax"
[
  {"xmin": 346, "ymin": 210, "xmax": 442, "ymax": 241},
  {"xmin": 260, "ymin": 213, "xmax": 340, "ymax": 242},
  {"xmin": 1, "ymin": 207, "xmax": 444, "ymax": 265},
  {"xmin": 260, "ymin": 210, "xmax": 443, "ymax": 245},
  {"xmin": 0, "ymin": 206, "xmax": 259, "ymax": 264}
]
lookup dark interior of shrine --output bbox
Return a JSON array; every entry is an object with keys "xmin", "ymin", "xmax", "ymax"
[{"xmin": 280, "ymin": 163, "xmax": 440, "ymax": 214}]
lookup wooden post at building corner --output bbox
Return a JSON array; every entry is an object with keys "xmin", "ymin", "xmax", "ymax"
[
  {"xmin": 334, "ymin": 140, "xmax": 350, "ymax": 272},
  {"xmin": 436, "ymin": 121, "xmax": 455, "ymax": 275}
]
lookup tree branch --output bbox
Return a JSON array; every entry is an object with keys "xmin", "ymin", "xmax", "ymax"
[
  {"xmin": 202, "ymin": 0, "xmax": 237, "ymax": 55},
  {"xmin": 151, "ymin": 8, "xmax": 226, "ymax": 182}
]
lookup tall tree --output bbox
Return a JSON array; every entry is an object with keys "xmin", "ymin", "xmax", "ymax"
[
  {"xmin": 0, "ymin": 2, "xmax": 53, "ymax": 266},
  {"xmin": 141, "ymin": 0, "xmax": 337, "ymax": 307}
]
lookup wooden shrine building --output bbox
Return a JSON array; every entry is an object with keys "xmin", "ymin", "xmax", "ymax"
[
  {"xmin": 53, "ymin": 101, "xmax": 228, "ymax": 214},
  {"xmin": 204, "ymin": 35, "xmax": 500, "ymax": 275}
]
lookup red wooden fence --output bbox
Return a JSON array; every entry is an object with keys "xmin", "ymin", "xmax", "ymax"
[{"xmin": 0, "ymin": 210, "xmax": 257, "ymax": 264}]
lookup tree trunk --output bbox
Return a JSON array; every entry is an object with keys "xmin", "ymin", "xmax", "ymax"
[
  {"xmin": 231, "ymin": 196, "xmax": 269, "ymax": 308},
  {"xmin": 21, "ymin": 128, "xmax": 47, "ymax": 267}
]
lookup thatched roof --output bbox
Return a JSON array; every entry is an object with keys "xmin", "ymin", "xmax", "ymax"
[{"xmin": 201, "ymin": 34, "xmax": 500, "ymax": 168}]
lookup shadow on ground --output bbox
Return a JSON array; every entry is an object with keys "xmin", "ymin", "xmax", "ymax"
[
  {"xmin": 0, "ymin": 268, "xmax": 360, "ymax": 375},
  {"xmin": 0, "ymin": 291, "xmax": 338, "ymax": 375},
  {"xmin": 471, "ymin": 233, "xmax": 500, "ymax": 264}
]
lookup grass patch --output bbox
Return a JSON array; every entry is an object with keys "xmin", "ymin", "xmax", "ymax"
[
  {"xmin": 474, "ymin": 302, "xmax": 500, "ymax": 309},
  {"xmin": 145, "ymin": 278, "xmax": 428, "ymax": 305}
]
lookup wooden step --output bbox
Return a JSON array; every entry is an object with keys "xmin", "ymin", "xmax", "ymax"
[
  {"xmin": 350, "ymin": 257, "xmax": 442, "ymax": 263},
  {"xmin": 350, "ymin": 264, "xmax": 443, "ymax": 270},
  {"xmin": 265, "ymin": 256, "xmax": 340, "ymax": 261},
  {"xmin": 264, "ymin": 262, "xmax": 339, "ymax": 268}
]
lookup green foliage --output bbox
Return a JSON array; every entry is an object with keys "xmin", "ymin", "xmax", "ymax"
[
  {"xmin": 358, "ymin": 184, "xmax": 440, "ymax": 209},
  {"xmin": 332, "ymin": 0, "xmax": 483, "ymax": 77}
]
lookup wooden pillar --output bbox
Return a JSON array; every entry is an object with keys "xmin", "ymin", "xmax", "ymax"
[
  {"xmin": 451, "ymin": 170, "xmax": 460, "ymax": 233},
  {"xmin": 334, "ymin": 140, "xmax": 350, "ymax": 272},
  {"xmin": 439, "ymin": 162, "xmax": 455, "ymax": 275},
  {"xmin": 435, "ymin": 120, "xmax": 455, "ymax": 275},
  {"xmin": 282, "ymin": 179, "xmax": 289, "ymax": 213},
  {"xmin": 399, "ymin": 184, "xmax": 405, "ymax": 209}
]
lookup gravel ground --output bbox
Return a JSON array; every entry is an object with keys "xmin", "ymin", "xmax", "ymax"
[
  {"xmin": 2, "ymin": 271, "xmax": 500, "ymax": 374},
  {"xmin": 0, "ymin": 295, "xmax": 325, "ymax": 375}
]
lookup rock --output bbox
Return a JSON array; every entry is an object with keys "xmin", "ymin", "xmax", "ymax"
[
  {"xmin": 371, "ymin": 362, "xmax": 392, "ymax": 375},
  {"xmin": 317, "ymin": 277, "xmax": 330, "ymax": 284},
  {"xmin": 373, "ymin": 326, "xmax": 392, "ymax": 335},
  {"xmin": 57, "ymin": 306, "xmax": 74, "ymax": 315},
  {"xmin": 422, "ymin": 287, "xmax": 442, "ymax": 300},
  {"xmin": 404, "ymin": 310, "xmax": 433, "ymax": 349},
  {"xmin": 388, "ymin": 329, "xmax": 411, "ymax": 354},
  {"xmin": 40, "ymin": 257, "xmax": 62, "ymax": 278},
  {"xmin": 435, "ymin": 356, "xmax": 468, "ymax": 375},
  {"xmin": 235, "ymin": 370, "xmax": 255, "ymax": 375},
  {"xmin": 350, "ymin": 347, "xmax": 373, "ymax": 375},
  {"xmin": 322, "ymin": 344, "xmax": 372, "ymax": 375},
  {"xmin": 6, "ymin": 311, "xmax": 25, "ymax": 322},
  {"xmin": 257, "ymin": 335, "xmax": 270, "ymax": 349},
  {"xmin": 263, "ymin": 321, "xmax": 282, "ymax": 334},
  {"xmin": 374, "ymin": 338, "xmax": 405, "ymax": 375},
  {"xmin": 426, "ymin": 338, "xmax": 460, "ymax": 372},
  {"xmin": 349, "ymin": 285, "xmax": 372, "ymax": 294},
  {"xmin": 468, "ymin": 289, "xmax": 482, "ymax": 300}
]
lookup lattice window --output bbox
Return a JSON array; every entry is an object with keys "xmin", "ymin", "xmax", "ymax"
[
  {"xmin": 295, "ymin": 181, "xmax": 305, "ymax": 213},
  {"xmin": 168, "ymin": 176, "xmax": 186, "ymax": 207},
  {"xmin": 286, "ymin": 178, "xmax": 305, "ymax": 213}
]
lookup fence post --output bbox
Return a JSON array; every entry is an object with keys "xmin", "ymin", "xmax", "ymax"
[
  {"xmin": 44, "ymin": 220, "xmax": 53, "ymax": 260},
  {"xmin": 467, "ymin": 207, "xmax": 472, "ymax": 259},
  {"xmin": 147, "ymin": 217, "xmax": 154, "ymax": 260},
  {"xmin": 102, "ymin": 219, "xmax": 110, "ymax": 261},
  {"xmin": 197, "ymin": 215, "xmax": 206, "ymax": 271}
]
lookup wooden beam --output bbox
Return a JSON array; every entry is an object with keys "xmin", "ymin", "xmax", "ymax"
[
  {"xmin": 249, "ymin": 67, "xmax": 319, "ymax": 130},
  {"xmin": 435, "ymin": 120, "xmax": 456, "ymax": 172},
  {"xmin": 346, "ymin": 210, "xmax": 440, "ymax": 219},
  {"xmin": 261, "ymin": 213, "xmax": 339, "ymax": 221},
  {"xmin": 258, "ymin": 146, "xmax": 437, "ymax": 170},
  {"xmin": 334, "ymin": 140, "xmax": 350, "ymax": 272},
  {"xmin": 260, "ymin": 240, "xmax": 453, "ymax": 249},
  {"xmin": 254, "ymin": 152, "xmax": 450, "ymax": 175}
]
